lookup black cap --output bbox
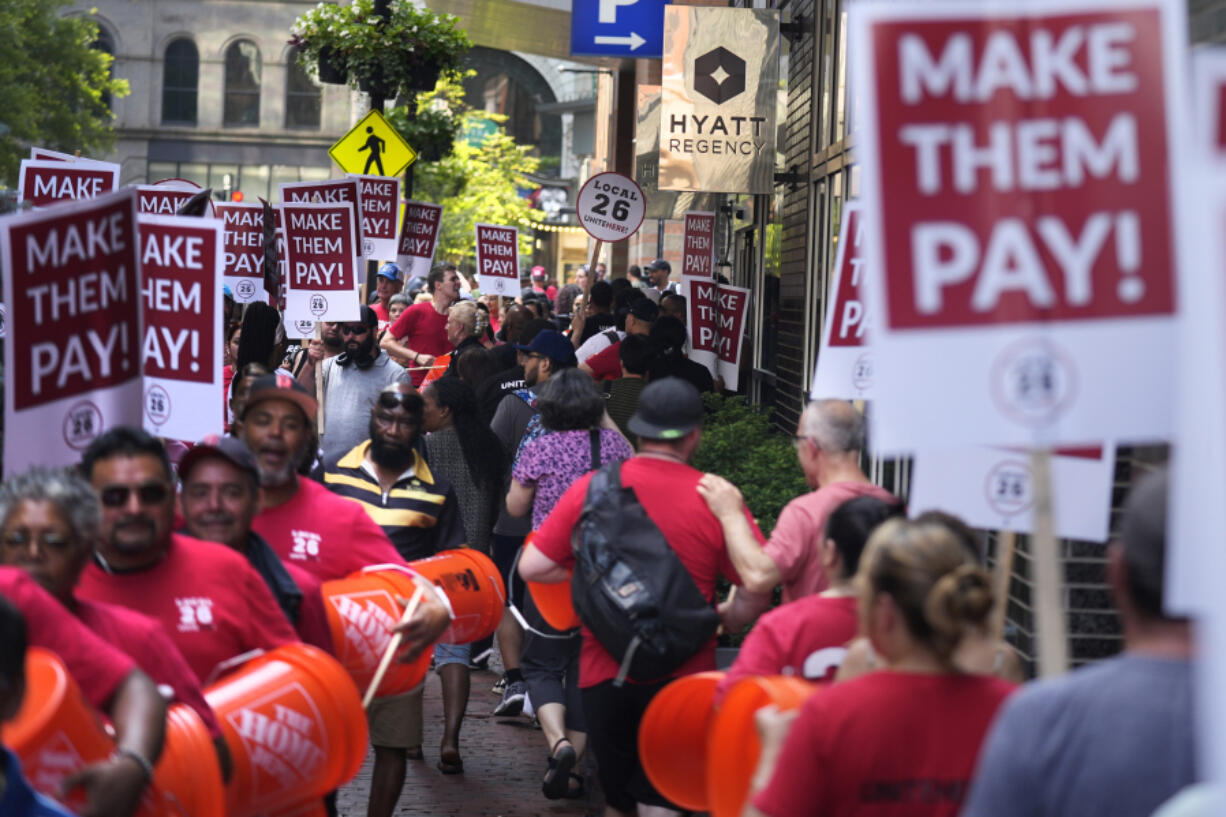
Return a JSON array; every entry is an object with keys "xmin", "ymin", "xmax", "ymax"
[
  {"xmin": 1120, "ymin": 468, "xmax": 1168, "ymax": 610},
  {"xmin": 179, "ymin": 435, "xmax": 260, "ymax": 484},
  {"xmin": 243, "ymin": 372, "xmax": 318, "ymax": 421},
  {"xmin": 513, "ymin": 329, "xmax": 577, "ymax": 367},
  {"xmin": 648, "ymin": 259, "xmax": 671, "ymax": 273},
  {"xmin": 628, "ymin": 298, "xmax": 659, "ymax": 323},
  {"xmin": 628, "ymin": 377, "xmax": 703, "ymax": 440}
]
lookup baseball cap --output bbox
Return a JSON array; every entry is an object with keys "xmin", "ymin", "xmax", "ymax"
[
  {"xmin": 648, "ymin": 259, "xmax": 672, "ymax": 273},
  {"xmin": 514, "ymin": 329, "xmax": 577, "ymax": 366},
  {"xmin": 531, "ymin": 265, "xmax": 547, "ymax": 280},
  {"xmin": 1119, "ymin": 467, "xmax": 1168, "ymax": 611},
  {"xmin": 242, "ymin": 372, "xmax": 318, "ymax": 422},
  {"xmin": 628, "ymin": 298, "xmax": 659, "ymax": 323},
  {"xmin": 628, "ymin": 377, "xmax": 703, "ymax": 440},
  {"xmin": 377, "ymin": 262, "xmax": 402, "ymax": 281},
  {"xmin": 179, "ymin": 435, "xmax": 260, "ymax": 484}
]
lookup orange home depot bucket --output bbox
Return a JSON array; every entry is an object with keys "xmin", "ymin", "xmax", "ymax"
[
  {"xmin": 705, "ymin": 675, "xmax": 816, "ymax": 817},
  {"xmin": 320, "ymin": 567, "xmax": 432, "ymax": 698},
  {"xmin": 636, "ymin": 671, "xmax": 725, "ymax": 811},
  {"xmin": 1, "ymin": 647, "xmax": 115, "ymax": 814},
  {"xmin": 520, "ymin": 532, "xmax": 580, "ymax": 631},
  {"xmin": 409, "ymin": 549, "xmax": 506, "ymax": 644},
  {"xmin": 204, "ymin": 643, "xmax": 368, "ymax": 817},
  {"xmin": 154, "ymin": 703, "xmax": 226, "ymax": 817}
]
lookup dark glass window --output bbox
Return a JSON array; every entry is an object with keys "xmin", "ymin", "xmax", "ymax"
[
  {"xmin": 162, "ymin": 39, "xmax": 198, "ymax": 124},
  {"xmin": 224, "ymin": 40, "xmax": 261, "ymax": 126},
  {"xmin": 285, "ymin": 58, "xmax": 321, "ymax": 129}
]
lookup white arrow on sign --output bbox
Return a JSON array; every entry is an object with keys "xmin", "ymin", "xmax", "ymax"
[{"xmin": 594, "ymin": 32, "xmax": 646, "ymax": 50}]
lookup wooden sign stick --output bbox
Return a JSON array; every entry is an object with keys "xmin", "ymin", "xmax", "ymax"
[
  {"xmin": 991, "ymin": 530, "xmax": 1017, "ymax": 642},
  {"xmin": 1030, "ymin": 448, "xmax": 1070, "ymax": 677},
  {"xmin": 362, "ymin": 586, "xmax": 425, "ymax": 710}
]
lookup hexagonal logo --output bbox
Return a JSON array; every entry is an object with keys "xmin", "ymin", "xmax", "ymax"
[{"xmin": 694, "ymin": 47, "xmax": 746, "ymax": 105}]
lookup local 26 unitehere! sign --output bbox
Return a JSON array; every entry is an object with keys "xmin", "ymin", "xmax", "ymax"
[
  {"xmin": 851, "ymin": 0, "xmax": 1188, "ymax": 451},
  {"xmin": 0, "ymin": 188, "xmax": 144, "ymax": 473},
  {"xmin": 812, "ymin": 204, "xmax": 873, "ymax": 400}
]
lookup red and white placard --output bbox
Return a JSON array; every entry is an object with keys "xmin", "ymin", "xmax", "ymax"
[
  {"xmin": 909, "ymin": 444, "xmax": 1116, "ymax": 542},
  {"xmin": 397, "ymin": 201, "xmax": 443, "ymax": 281},
  {"xmin": 681, "ymin": 211, "xmax": 716, "ymax": 278},
  {"xmin": 215, "ymin": 202, "xmax": 267, "ymax": 304},
  {"xmin": 812, "ymin": 204, "xmax": 873, "ymax": 399},
  {"xmin": 685, "ymin": 278, "xmax": 751, "ymax": 391},
  {"xmin": 475, "ymin": 223, "xmax": 519, "ymax": 296},
  {"xmin": 850, "ymin": 0, "xmax": 1188, "ymax": 452},
  {"xmin": 137, "ymin": 215, "xmax": 224, "ymax": 440},
  {"xmin": 29, "ymin": 148, "xmax": 114, "ymax": 166},
  {"xmin": 19, "ymin": 160, "xmax": 120, "ymax": 208},
  {"xmin": 280, "ymin": 179, "xmax": 364, "ymax": 255},
  {"xmin": 0, "ymin": 188, "xmax": 143, "ymax": 472},
  {"xmin": 347, "ymin": 174, "xmax": 401, "ymax": 259},
  {"xmin": 281, "ymin": 201, "xmax": 361, "ymax": 325},
  {"xmin": 576, "ymin": 172, "xmax": 646, "ymax": 243},
  {"xmin": 135, "ymin": 179, "xmax": 214, "ymax": 219}
]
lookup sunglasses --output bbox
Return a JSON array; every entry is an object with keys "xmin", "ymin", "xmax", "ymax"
[
  {"xmin": 377, "ymin": 392, "xmax": 418, "ymax": 411},
  {"xmin": 99, "ymin": 482, "xmax": 170, "ymax": 508},
  {"xmin": 340, "ymin": 325, "xmax": 369, "ymax": 336}
]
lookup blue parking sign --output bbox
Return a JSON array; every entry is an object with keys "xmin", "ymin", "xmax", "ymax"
[{"xmin": 570, "ymin": 0, "xmax": 668, "ymax": 58}]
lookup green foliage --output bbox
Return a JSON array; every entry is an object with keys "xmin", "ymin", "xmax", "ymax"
[
  {"xmin": 291, "ymin": 0, "xmax": 471, "ymax": 98},
  {"xmin": 0, "ymin": 1, "xmax": 129, "ymax": 186},
  {"xmin": 394, "ymin": 75, "xmax": 539, "ymax": 268},
  {"xmin": 692, "ymin": 394, "xmax": 808, "ymax": 537}
]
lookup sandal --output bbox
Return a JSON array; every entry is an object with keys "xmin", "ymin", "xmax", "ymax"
[
  {"xmin": 437, "ymin": 746, "xmax": 464, "ymax": 775},
  {"xmin": 564, "ymin": 772, "xmax": 585, "ymax": 799},
  {"xmin": 542, "ymin": 738, "xmax": 576, "ymax": 800}
]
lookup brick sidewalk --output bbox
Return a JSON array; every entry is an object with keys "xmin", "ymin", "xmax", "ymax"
[{"xmin": 335, "ymin": 665, "xmax": 597, "ymax": 817}]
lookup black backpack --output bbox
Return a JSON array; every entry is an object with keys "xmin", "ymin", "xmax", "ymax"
[{"xmin": 570, "ymin": 461, "xmax": 720, "ymax": 685}]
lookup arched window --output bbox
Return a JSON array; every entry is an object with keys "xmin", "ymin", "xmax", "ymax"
[
  {"xmin": 285, "ymin": 58, "xmax": 321, "ymax": 129},
  {"xmin": 93, "ymin": 28, "xmax": 116, "ymax": 110},
  {"xmin": 162, "ymin": 38, "xmax": 198, "ymax": 124},
  {"xmin": 224, "ymin": 40, "xmax": 261, "ymax": 127}
]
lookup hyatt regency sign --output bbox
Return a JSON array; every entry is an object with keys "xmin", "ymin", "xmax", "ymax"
[{"xmin": 660, "ymin": 7, "xmax": 779, "ymax": 195}]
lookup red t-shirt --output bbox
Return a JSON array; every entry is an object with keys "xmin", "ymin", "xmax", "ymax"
[
  {"xmin": 252, "ymin": 476, "xmax": 405, "ymax": 582},
  {"xmin": 765, "ymin": 482, "xmax": 899, "ymax": 604},
  {"xmin": 0, "ymin": 567, "xmax": 135, "ymax": 710},
  {"xmin": 283, "ymin": 560, "xmax": 334, "ymax": 654},
  {"xmin": 74, "ymin": 598, "xmax": 224, "ymax": 740},
  {"xmin": 388, "ymin": 301, "xmax": 451, "ymax": 386},
  {"xmin": 532, "ymin": 456, "xmax": 761, "ymax": 688},
  {"xmin": 76, "ymin": 534, "xmax": 299, "ymax": 685},
  {"xmin": 716, "ymin": 594, "xmax": 858, "ymax": 700},
  {"xmin": 372, "ymin": 301, "xmax": 390, "ymax": 335},
  {"xmin": 753, "ymin": 672, "xmax": 1016, "ymax": 817},
  {"xmin": 584, "ymin": 341, "xmax": 622, "ymax": 381}
]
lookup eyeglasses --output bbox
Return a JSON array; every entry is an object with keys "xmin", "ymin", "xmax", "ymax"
[
  {"xmin": 98, "ymin": 482, "xmax": 170, "ymax": 508},
  {"xmin": 340, "ymin": 325, "xmax": 369, "ymax": 336},
  {"xmin": 1, "ymin": 531, "xmax": 74, "ymax": 553},
  {"xmin": 377, "ymin": 391, "xmax": 418, "ymax": 411}
]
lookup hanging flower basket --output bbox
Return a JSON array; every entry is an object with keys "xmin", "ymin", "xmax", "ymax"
[{"xmin": 317, "ymin": 46, "xmax": 347, "ymax": 85}]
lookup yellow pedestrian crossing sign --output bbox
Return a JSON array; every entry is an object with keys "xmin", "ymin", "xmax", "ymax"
[{"xmin": 329, "ymin": 110, "xmax": 417, "ymax": 177}]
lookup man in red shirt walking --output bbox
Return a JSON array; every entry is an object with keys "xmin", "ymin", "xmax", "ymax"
[
  {"xmin": 381, "ymin": 264, "xmax": 463, "ymax": 386},
  {"xmin": 519, "ymin": 378, "xmax": 767, "ymax": 817}
]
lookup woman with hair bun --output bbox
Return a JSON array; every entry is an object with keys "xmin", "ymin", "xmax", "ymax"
[{"xmin": 743, "ymin": 518, "xmax": 1017, "ymax": 817}]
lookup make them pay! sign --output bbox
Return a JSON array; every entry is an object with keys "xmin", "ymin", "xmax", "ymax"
[
  {"xmin": 475, "ymin": 224, "xmax": 519, "ymax": 295},
  {"xmin": 850, "ymin": 0, "xmax": 1188, "ymax": 452},
  {"xmin": 812, "ymin": 204, "xmax": 874, "ymax": 400}
]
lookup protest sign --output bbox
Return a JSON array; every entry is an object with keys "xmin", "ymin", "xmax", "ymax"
[
  {"xmin": 281, "ymin": 201, "xmax": 361, "ymax": 326},
  {"xmin": 475, "ymin": 224, "xmax": 519, "ymax": 296},
  {"xmin": 215, "ymin": 202, "xmax": 267, "ymax": 304},
  {"xmin": 137, "ymin": 215, "xmax": 224, "ymax": 440},
  {"xmin": 0, "ymin": 188, "xmax": 143, "ymax": 472},
  {"xmin": 29, "ymin": 148, "xmax": 114, "ymax": 167},
  {"xmin": 811, "ymin": 204, "xmax": 873, "ymax": 400},
  {"xmin": 909, "ymin": 444, "xmax": 1115, "ymax": 542},
  {"xmin": 850, "ymin": 0, "xmax": 1188, "ymax": 451},
  {"xmin": 136, "ymin": 179, "xmax": 213, "ymax": 219},
  {"xmin": 681, "ymin": 211, "xmax": 716, "ymax": 278},
  {"xmin": 346, "ymin": 174, "xmax": 401, "ymax": 259},
  {"xmin": 685, "ymin": 278, "xmax": 751, "ymax": 390},
  {"xmin": 274, "ymin": 205, "xmax": 316, "ymax": 339},
  {"xmin": 397, "ymin": 201, "xmax": 443, "ymax": 281},
  {"xmin": 280, "ymin": 179, "xmax": 364, "ymax": 253},
  {"xmin": 18, "ymin": 160, "xmax": 120, "ymax": 208}
]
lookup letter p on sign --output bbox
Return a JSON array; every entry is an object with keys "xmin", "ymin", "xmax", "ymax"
[{"xmin": 599, "ymin": 0, "xmax": 637, "ymax": 23}]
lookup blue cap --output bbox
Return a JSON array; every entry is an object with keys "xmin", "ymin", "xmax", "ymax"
[
  {"xmin": 377, "ymin": 262, "xmax": 402, "ymax": 281},
  {"xmin": 513, "ymin": 329, "xmax": 577, "ymax": 366},
  {"xmin": 223, "ymin": 283, "xmax": 233, "ymax": 298}
]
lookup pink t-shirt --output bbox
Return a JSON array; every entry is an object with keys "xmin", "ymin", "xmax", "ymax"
[
  {"xmin": 252, "ymin": 476, "xmax": 405, "ymax": 582},
  {"xmin": 764, "ymin": 482, "xmax": 898, "ymax": 603}
]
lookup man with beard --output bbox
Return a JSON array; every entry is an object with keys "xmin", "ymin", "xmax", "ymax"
[
  {"xmin": 322, "ymin": 383, "xmax": 469, "ymax": 812},
  {"xmin": 240, "ymin": 374, "xmax": 406, "ymax": 581},
  {"xmin": 314, "ymin": 305, "xmax": 413, "ymax": 467},
  {"xmin": 178, "ymin": 436, "xmax": 332, "ymax": 653},
  {"xmin": 75, "ymin": 427, "xmax": 299, "ymax": 685},
  {"xmin": 292, "ymin": 320, "xmax": 343, "ymax": 389}
]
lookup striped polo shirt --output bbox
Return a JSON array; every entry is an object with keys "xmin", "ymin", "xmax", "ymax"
[{"xmin": 323, "ymin": 441, "xmax": 466, "ymax": 562}]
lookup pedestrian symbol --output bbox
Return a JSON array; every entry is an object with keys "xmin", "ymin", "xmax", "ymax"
[{"xmin": 329, "ymin": 110, "xmax": 417, "ymax": 177}]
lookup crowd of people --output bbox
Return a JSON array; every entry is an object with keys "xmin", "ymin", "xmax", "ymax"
[{"xmin": 0, "ymin": 255, "xmax": 1198, "ymax": 817}]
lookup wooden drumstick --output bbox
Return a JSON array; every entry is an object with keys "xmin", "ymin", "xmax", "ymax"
[{"xmin": 362, "ymin": 586, "xmax": 425, "ymax": 710}]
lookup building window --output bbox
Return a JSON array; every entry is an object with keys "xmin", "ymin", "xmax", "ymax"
[
  {"xmin": 224, "ymin": 40, "xmax": 261, "ymax": 127},
  {"xmin": 285, "ymin": 58, "xmax": 321, "ymax": 129},
  {"xmin": 162, "ymin": 39, "xmax": 198, "ymax": 124},
  {"xmin": 92, "ymin": 28, "xmax": 116, "ymax": 110}
]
